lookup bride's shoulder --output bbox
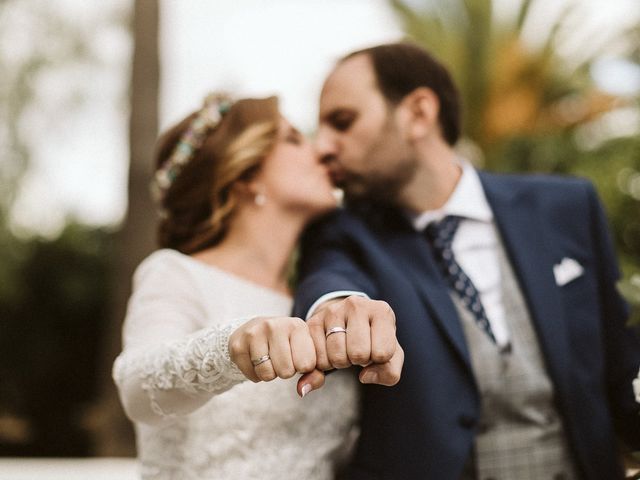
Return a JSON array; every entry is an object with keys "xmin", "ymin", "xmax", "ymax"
[{"xmin": 133, "ymin": 248, "xmax": 195, "ymax": 285}]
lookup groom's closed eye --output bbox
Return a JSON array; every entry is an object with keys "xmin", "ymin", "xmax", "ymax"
[{"xmin": 327, "ymin": 110, "xmax": 357, "ymax": 132}]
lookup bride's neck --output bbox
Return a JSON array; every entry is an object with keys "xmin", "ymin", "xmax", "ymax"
[{"xmin": 193, "ymin": 209, "xmax": 305, "ymax": 294}]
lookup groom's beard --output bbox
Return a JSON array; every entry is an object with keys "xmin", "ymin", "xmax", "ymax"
[{"xmin": 340, "ymin": 157, "xmax": 418, "ymax": 208}]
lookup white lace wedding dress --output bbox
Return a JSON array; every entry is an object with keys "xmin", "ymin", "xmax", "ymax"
[{"xmin": 113, "ymin": 249, "xmax": 359, "ymax": 480}]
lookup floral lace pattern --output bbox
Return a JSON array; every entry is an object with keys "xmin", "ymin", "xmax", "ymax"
[
  {"xmin": 112, "ymin": 250, "xmax": 360, "ymax": 479},
  {"xmin": 114, "ymin": 321, "xmax": 246, "ymax": 418}
]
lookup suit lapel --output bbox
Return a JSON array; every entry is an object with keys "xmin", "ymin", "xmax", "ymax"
[
  {"xmin": 380, "ymin": 215, "xmax": 473, "ymax": 375},
  {"xmin": 480, "ymin": 173, "xmax": 570, "ymax": 394}
]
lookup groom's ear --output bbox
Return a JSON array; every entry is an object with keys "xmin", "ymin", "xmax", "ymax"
[{"xmin": 401, "ymin": 87, "xmax": 440, "ymax": 141}]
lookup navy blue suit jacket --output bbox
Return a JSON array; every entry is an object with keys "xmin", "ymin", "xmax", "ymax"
[{"xmin": 293, "ymin": 172, "xmax": 640, "ymax": 480}]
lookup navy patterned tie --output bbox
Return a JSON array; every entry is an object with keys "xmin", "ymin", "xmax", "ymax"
[{"xmin": 425, "ymin": 215, "xmax": 497, "ymax": 344}]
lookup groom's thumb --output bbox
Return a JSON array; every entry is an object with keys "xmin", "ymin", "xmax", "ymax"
[
  {"xmin": 359, "ymin": 343, "xmax": 404, "ymax": 386},
  {"xmin": 297, "ymin": 369, "xmax": 326, "ymax": 397}
]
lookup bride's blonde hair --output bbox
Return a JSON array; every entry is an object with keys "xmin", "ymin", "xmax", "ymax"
[{"xmin": 154, "ymin": 96, "xmax": 279, "ymax": 254}]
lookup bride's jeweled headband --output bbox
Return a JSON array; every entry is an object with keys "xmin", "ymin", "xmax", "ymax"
[{"xmin": 151, "ymin": 93, "xmax": 233, "ymax": 202}]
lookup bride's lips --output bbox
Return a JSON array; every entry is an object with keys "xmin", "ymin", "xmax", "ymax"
[{"xmin": 327, "ymin": 167, "xmax": 346, "ymax": 186}]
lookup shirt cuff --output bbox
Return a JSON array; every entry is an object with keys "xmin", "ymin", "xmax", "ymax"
[{"xmin": 305, "ymin": 291, "xmax": 370, "ymax": 320}]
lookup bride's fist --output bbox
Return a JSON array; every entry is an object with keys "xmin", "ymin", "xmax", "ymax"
[{"xmin": 228, "ymin": 317, "xmax": 317, "ymax": 383}]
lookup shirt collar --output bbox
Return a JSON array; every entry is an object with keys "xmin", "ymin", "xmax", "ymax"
[{"xmin": 409, "ymin": 159, "xmax": 493, "ymax": 231}]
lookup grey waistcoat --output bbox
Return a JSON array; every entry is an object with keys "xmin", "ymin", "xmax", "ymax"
[{"xmin": 453, "ymin": 237, "xmax": 577, "ymax": 480}]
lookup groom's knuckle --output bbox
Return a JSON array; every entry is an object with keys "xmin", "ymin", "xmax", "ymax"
[
  {"xmin": 374, "ymin": 300, "xmax": 394, "ymax": 320},
  {"xmin": 330, "ymin": 352, "xmax": 350, "ymax": 368},
  {"xmin": 372, "ymin": 345, "xmax": 394, "ymax": 364},
  {"xmin": 348, "ymin": 348, "xmax": 369, "ymax": 365},
  {"xmin": 344, "ymin": 296, "xmax": 360, "ymax": 311},
  {"xmin": 325, "ymin": 311, "xmax": 341, "ymax": 327}
]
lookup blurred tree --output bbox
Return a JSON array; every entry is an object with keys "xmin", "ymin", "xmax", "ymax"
[
  {"xmin": 0, "ymin": 0, "xmax": 98, "ymax": 223},
  {"xmin": 619, "ymin": 274, "xmax": 640, "ymax": 326},
  {"xmin": 0, "ymin": 0, "xmax": 131, "ymax": 456},
  {"xmin": 0, "ymin": 224, "xmax": 113, "ymax": 456},
  {"xmin": 0, "ymin": 0, "xmax": 97, "ymax": 317},
  {"xmin": 390, "ymin": 0, "xmax": 636, "ymax": 158},
  {"xmin": 91, "ymin": 0, "xmax": 159, "ymax": 456},
  {"xmin": 390, "ymin": 0, "xmax": 640, "ymax": 321}
]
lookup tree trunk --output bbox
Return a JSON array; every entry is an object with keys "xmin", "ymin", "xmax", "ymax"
[{"xmin": 92, "ymin": 0, "xmax": 159, "ymax": 456}]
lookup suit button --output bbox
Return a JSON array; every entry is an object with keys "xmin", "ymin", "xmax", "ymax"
[{"xmin": 458, "ymin": 414, "xmax": 476, "ymax": 429}]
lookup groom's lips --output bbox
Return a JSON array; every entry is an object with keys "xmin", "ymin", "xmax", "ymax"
[{"xmin": 327, "ymin": 167, "xmax": 346, "ymax": 186}]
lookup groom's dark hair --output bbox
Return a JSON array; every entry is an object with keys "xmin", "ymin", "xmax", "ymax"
[{"xmin": 341, "ymin": 42, "xmax": 461, "ymax": 146}]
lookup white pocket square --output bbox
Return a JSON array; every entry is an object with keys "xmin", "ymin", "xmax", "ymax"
[{"xmin": 553, "ymin": 257, "xmax": 584, "ymax": 286}]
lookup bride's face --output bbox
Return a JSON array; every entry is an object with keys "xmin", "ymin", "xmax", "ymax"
[{"xmin": 255, "ymin": 117, "xmax": 338, "ymax": 218}]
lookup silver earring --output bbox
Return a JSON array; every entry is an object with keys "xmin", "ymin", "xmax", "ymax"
[{"xmin": 255, "ymin": 193, "xmax": 266, "ymax": 206}]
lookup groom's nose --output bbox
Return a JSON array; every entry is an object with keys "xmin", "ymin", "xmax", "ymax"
[{"xmin": 314, "ymin": 127, "xmax": 338, "ymax": 164}]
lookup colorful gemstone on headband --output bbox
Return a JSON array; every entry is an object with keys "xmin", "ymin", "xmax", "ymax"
[
  {"xmin": 155, "ymin": 170, "xmax": 170, "ymax": 188},
  {"xmin": 178, "ymin": 142, "xmax": 193, "ymax": 155},
  {"xmin": 152, "ymin": 93, "xmax": 233, "ymax": 202},
  {"xmin": 218, "ymin": 101, "xmax": 231, "ymax": 114},
  {"xmin": 183, "ymin": 131, "xmax": 196, "ymax": 142}
]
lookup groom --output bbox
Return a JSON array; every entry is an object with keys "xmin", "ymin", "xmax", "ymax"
[{"xmin": 295, "ymin": 42, "xmax": 640, "ymax": 479}]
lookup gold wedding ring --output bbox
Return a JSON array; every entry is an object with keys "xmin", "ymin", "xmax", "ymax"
[
  {"xmin": 325, "ymin": 327, "xmax": 347, "ymax": 338},
  {"xmin": 251, "ymin": 354, "xmax": 271, "ymax": 367}
]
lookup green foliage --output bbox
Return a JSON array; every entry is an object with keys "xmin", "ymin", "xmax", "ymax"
[
  {"xmin": 0, "ymin": 0, "xmax": 100, "ymax": 218},
  {"xmin": 619, "ymin": 275, "xmax": 640, "ymax": 326},
  {"xmin": 389, "ymin": 0, "xmax": 640, "ymax": 322},
  {"xmin": 0, "ymin": 0, "xmax": 131, "ymax": 456},
  {"xmin": 0, "ymin": 223, "xmax": 115, "ymax": 455}
]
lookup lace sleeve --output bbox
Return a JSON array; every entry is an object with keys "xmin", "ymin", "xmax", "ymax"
[{"xmin": 113, "ymin": 318, "xmax": 248, "ymax": 424}]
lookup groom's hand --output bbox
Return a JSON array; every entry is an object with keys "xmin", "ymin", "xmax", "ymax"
[{"xmin": 298, "ymin": 296, "xmax": 403, "ymax": 394}]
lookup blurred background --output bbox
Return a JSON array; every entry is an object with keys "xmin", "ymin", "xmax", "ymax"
[{"xmin": 0, "ymin": 0, "xmax": 639, "ymax": 462}]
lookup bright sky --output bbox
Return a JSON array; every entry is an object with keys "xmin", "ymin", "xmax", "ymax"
[
  {"xmin": 160, "ymin": 0, "xmax": 402, "ymax": 133},
  {"xmin": 7, "ymin": 0, "xmax": 640, "ymax": 235}
]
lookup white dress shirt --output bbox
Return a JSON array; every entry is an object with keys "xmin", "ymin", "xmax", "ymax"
[
  {"xmin": 306, "ymin": 161, "xmax": 511, "ymax": 348},
  {"xmin": 408, "ymin": 161, "xmax": 509, "ymax": 347}
]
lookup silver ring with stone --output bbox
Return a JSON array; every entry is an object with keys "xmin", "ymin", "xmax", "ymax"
[
  {"xmin": 251, "ymin": 354, "xmax": 271, "ymax": 367},
  {"xmin": 325, "ymin": 327, "xmax": 347, "ymax": 338}
]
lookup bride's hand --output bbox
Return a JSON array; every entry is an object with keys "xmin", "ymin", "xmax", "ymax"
[{"xmin": 228, "ymin": 316, "xmax": 317, "ymax": 383}]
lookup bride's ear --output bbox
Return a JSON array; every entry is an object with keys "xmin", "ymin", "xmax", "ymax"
[{"xmin": 232, "ymin": 179, "xmax": 267, "ymax": 207}]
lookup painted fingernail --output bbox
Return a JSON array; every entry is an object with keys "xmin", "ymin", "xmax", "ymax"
[
  {"xmin": 301, "ymin": 384, "xmax": 312, "ymax": 398},
  {"xmin": 360, "ymin": 371, "xmax": 378, "ymax": 384}
]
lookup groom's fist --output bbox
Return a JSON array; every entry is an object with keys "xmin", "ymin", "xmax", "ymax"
[{"xmin": 306, "ymin": 296, "xmax": 403, "ymax": 385}]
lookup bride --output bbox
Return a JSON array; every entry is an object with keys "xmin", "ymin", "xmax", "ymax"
[{"xmin": 113, "ymin": 94, "xmax": 367, "ymax": 479}]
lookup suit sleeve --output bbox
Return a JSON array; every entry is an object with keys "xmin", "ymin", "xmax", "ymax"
[
  {"xmin": 587, "ymin": 183, "xmax": 640, "ymax": 448},
  {"xmin": 293, "ymin": 212, "xmax": 379, "ymax": 319}
]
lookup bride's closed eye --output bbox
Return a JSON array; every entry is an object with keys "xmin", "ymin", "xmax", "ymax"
[{"xmin": 285, "ymin": 128, "xmax": 303, "ymax": 145}]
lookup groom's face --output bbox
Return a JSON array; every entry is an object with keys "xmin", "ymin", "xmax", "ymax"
[{"xmin": 315, "ymin": 54, "xmax": 417, "ymax": 204}]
